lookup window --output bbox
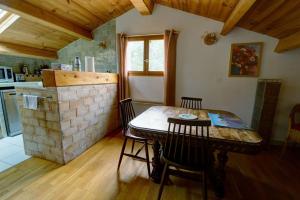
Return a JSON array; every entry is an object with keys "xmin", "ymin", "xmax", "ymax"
[
  {"xmin": 126, "ymin": 35, "xmax": 164, "ymax": 76},
  {"xmin": 0, "ymin": 9, "xmax": 20, "ymax": 34}
]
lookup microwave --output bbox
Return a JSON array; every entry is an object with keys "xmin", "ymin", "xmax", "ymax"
[{"xmin": 0, "ymin": 66, "xmax": 14, "ymax": 83}]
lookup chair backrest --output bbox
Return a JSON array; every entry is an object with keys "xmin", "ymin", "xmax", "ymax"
[
  {"xmin": 180, "ymin": 96, "xmax": 203, "ymax": 110},
  {"xmin": 290, "ymin": 104, "xmax": 300, "ymax": 128},
  {"xmin": 119, "ymin": 98, "xmax": 136, "ymax": 132},
  {"xmin": 163, "ymin": 117, "xmax": 211, "ymax": 170}
]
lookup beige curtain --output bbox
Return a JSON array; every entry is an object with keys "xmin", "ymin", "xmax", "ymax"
[
  {"xmin": 117, "ymin": 33, "xmax": 128, "ymax": 100},
  {"xmin": 164, "ymin": 30, "xmax": 179, "ymax": 106}
]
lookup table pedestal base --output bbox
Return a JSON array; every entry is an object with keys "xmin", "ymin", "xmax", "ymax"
[{"xmin": 151, "ymin": 139, "xmax": 163, "ymax": 183}]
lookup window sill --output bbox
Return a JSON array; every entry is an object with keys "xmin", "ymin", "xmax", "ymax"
[{"xmin": 128, "ymin": 71, "xmax": 164, "ymax": 76}]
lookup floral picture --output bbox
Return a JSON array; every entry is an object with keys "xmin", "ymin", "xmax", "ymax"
[{"xmin": 229, "ymin": 42, "xmax": 263, "ymax": 77}]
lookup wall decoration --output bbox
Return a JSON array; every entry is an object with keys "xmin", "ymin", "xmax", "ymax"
[
  {"xmin": 229, "ymin": 42, "xmax": 263, "ymax": 77},
  {"xmin": 99, "ymin": 41, "xmax": 107, "ymax": 49},
  {"xmin": 202, "ymin": 32, "xmax": 218, "ymax": 45}
]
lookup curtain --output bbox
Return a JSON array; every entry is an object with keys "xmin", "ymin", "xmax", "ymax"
[
  {"xmin": 117, "ymin": 33, "xmax": 128, "ymax": 100},
  {"xmin": 164, "ymin": 30, "xmax": 179, "ymax": 106}
]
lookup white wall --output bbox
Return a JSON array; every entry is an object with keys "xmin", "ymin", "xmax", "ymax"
[
  {"xmin": 129, "ymin": 76, "xmax": 164, "ymax": 103},
  {"xmin": 116, "ymin": 5, "xmax": 300, "ymax": 141}
]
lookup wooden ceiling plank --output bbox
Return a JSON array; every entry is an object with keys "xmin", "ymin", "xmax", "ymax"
[
  {"xmin": 238, "ymin": 0, "xmax": 285, "ymax": 30},
  {"xmin": 25, "ymin": 0, "xmax": 104, "ymax": 30},
  {"xmin": 220, "ymin": 0, "xmax": 257, "ymax": 35},
  {"xmin": 274, "ymin": 31, "xmax": 300, "ymax": 53},
  {"xmin": 250, "ymin": 0, "xmax": 300, "ymax": 37},
  {"xmin": 0, "ymin": 17, "xmax": 77, "ymax": 51},
  {"xmin": 130, "ymin": 0, "xmax": 155, "ymax": 15},
  {"xmin": 0, "ymin": 41, "xmax": 58, "ymax": 59},
  {"xmin": 0, "ymin": 0, "xmax": 93, "ymax": 40}
]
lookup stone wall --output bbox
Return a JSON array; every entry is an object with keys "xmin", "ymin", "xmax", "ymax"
[
  {"xmin": 0, "ymin": 54, "xmax": 51, "ymax": 74},
  {"xmin": 17, "ymin": 83, "xmax": 119, "ymax": 164},
  {"xmin": 16, "ymin": 87, "xmax": 63, "ymax": 163},
  {"xmin": 57, "ymin": 84, "xmax": 119, "ymax": 163},
  {"xmin": 56, "ymin": 20, "xmax": 117, "ymax": 73}
]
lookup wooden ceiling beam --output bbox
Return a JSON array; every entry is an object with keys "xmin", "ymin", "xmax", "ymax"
[
  {"xmin": 0, "ymin": 0, "xmax": 92, "ymax": 40},
  {"xmin": 274, "ymin": 31, "xmax": 300, "ymax": 53},
  {"xmin": 221, "ymin": 0, "xmax": 257, "ymax": 35},
  {"xmin": 0, "ymin": 41, "xmax": 58, "ymax": 60},
  {"xmin": 130, "ymin": 0, "xmax": 155, "ymax": 15}
]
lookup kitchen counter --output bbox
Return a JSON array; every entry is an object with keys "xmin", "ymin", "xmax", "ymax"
[{"xmin": 16, "ymin": 71, "xmax": 119, "ymax": 164}]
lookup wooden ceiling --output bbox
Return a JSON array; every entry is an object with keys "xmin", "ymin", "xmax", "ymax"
[{"xmin": 0, "ymin": 0, "xmax": 299, "ymax": 60}]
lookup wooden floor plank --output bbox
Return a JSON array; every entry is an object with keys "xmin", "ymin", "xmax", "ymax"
[{"xmin": 0, "ymin": 132, "xmax": 299, "ymax": 200}]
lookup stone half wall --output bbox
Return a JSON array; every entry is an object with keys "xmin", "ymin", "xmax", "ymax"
[
  {"xmin": 17, "ymin": 83, "xmax": 119, "ymax": 164},
  {"xmin": 57, "ymin": 84, "xmax": 119, "ymax": 163}
]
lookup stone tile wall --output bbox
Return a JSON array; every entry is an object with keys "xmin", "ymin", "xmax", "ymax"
[
  {"xmin": 57, "ymin": 84, "xmax": 119, "ymax": 163},
  {"xmin": 16, "ymin": 87, "xmax": 63, "ymax": 163},
  {"xmin": 17, "ymin": 83, "xmax": 119, "ymax": 164},
  {"xmin": 56, "ymin": 20, "xmax": 117, "ymax": 73},
  {"xmin": 0, "ymin": 54, "xmax": 51, "ymax": 74}
]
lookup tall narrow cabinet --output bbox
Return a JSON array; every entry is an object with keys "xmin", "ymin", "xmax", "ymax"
[{"xmin": 251, "ymin": 79, "xmax": 281, "ymax": 146}]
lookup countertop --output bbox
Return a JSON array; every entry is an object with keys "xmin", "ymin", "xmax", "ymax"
[{"xmin": 0, "ymin": 82, "xmax": 43, "ymax": 89}]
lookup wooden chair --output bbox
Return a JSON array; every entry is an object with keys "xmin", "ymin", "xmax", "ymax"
[
  {"xmin": 117, "ymin": 98, "xmax": 151, "ymax": 177},
  {"xmin": 157, "ymin": 118, "xmax": 211, "ymax": 200},
  {"xmin": 180, "ymin": 96, "xmax": 203, "ymax": 109},
  {"xmin": 281, "ymin": 104, "xmax": 300, "ymax": 157}
]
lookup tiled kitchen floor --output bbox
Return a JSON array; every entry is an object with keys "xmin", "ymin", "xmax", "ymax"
[{"xmin": 0, "ymin": 135, "xmax": 31, "ymax": 173}]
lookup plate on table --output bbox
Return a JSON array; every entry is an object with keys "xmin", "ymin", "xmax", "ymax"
[{"xmin": 178, "ymin": 114, "xmax": 198, "ymax": 120}]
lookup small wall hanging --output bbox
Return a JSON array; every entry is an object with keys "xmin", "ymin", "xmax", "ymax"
[
  {"xmin": 202, "ymin": 32, "xmax": 218, "ymax": 45},
  {"xmin": 99, "ymin": 41, "xmax": 107, "ymax": 49}
]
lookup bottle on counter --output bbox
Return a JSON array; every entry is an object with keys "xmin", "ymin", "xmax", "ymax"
[
  {"xmin": 73, "ymin": 56, "xmax": 81, "ymax": 72},
  {"xmin": 21, "ymin": 64, "xmax": 29, "ymax": 75}
]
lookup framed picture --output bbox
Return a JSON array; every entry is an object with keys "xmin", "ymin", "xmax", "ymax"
[{"xmin": 229, "ymin": 42, "xmax": 263, "ymax": 77}]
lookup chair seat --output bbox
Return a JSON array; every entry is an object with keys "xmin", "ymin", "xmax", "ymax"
[{"xmin": 125, "ymin": 130, "xmax": 148, "ymax": 141}]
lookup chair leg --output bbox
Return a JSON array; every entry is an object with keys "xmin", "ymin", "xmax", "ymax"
[
  {"xmin": 131, "ymin": 139, "xmax": 135, "ymax": 153},
  {"xmin": 281, "ymin": 139, "xmax": 288, "ymax": 158},
  {"xmin": 117, "ymin": 137, "xmax": 128, "ymax": 170},
  {"xmin": 157, "ymin": 163, "xmax": 168, "ymax": 200},
  {"xmin": 144, "ymin": 141, "xmax": 151, "ymax": 177},
  {"xmin": 203, "ymin": 170, "xmax": 208, "ymax": 200}
]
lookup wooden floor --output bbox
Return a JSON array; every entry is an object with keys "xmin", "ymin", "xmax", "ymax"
[{"xmin": 0, "ymin": 131, "xmax": 299, "ymax": 200}]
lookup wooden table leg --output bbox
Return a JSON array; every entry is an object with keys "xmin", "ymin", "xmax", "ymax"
[
  {"xmin": 209, "ymin": 150, "xmax": 228, "ymax": 198},
  {"xmin": 208, "ymin": 151, "xmax": 228, "ymax": 198},
  {"xmin": 151, "ymin": 139, "xmax": 163, "ymax": 183},
  {"xmin": 217, "ymin": 150, "xmax": 228, "ymax": 178}
]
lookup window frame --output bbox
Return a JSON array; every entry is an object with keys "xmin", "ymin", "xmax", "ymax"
[{"xmin": 126, "ymin": 35, "xmax": 164, "ymax": 77}]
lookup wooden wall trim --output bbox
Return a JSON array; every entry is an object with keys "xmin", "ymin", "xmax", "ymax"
[
  {"xmin": 42, "ymin": 70, "xmax": 118, "ymax": 87},
  {"xmin": 0, "ymin": 0, "xmax": 92, "ymax": 40}
]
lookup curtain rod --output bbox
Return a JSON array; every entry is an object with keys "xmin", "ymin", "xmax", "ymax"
[
  {"xmin": 125, "ymin": 33, "xmax": 164, "ymax": 38},
  {"xmin": 120, "ymin": 30, "xmax": 180, "ymax": 38}
]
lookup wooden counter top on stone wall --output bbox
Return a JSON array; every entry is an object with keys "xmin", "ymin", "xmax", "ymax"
[{"xmin": 42, "ymin": 70, "xmax": 118, "ymax": 87}]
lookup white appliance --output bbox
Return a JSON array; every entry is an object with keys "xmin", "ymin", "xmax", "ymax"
[
  {"xmin": 0, "ymin": 66, "xmax": 13, "ymax": 83},
  {"xmin": 0, "ymin": 89, "xmax": 22, "ymax": 137}
]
